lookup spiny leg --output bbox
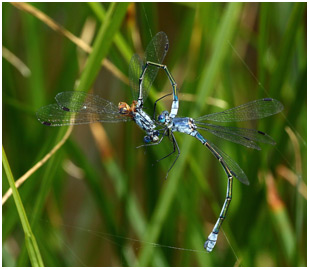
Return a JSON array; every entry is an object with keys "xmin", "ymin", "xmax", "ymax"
[
  {"xmin": 162, "ymin": 132, "xmax": 180, "ymax": 179},
  {"xmin": 136, "ymin": 128, "xmax": 178, "ymax": 171},
  {"xmin": 155, "ymin": 130, "xmax": 176, "ymax": 162},
  {"xmin": 153, "ymin": 93, "xmax": 172, "ymax": 120},
  {"xmin": 137, "ymin": 128, "xmax": 173, "ymax": 158},
  {"xmin": 203, "ymin": 141, "xmax": 233, "ymax": 252}
]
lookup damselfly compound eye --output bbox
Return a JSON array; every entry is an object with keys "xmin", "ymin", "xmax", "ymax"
[
  {"xmin": 158, "ymin": 114, "xmax": 165, "ymax": 123},
  {"xmin": 118, "ymin": 102, "xmax": 131, "ymax": 115},
  {"xmin": 143, "ymin": 136, "xmax": 151, "ymax": 143}
]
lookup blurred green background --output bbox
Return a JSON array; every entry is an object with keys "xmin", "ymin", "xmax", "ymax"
[{"xmin": 2, "ymin": 2, "xmax": 307, "ymax": 266}]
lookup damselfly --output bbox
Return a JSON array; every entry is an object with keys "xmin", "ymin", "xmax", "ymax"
[
  {"xmin": 36, "ymin": 32, "xmax": 177, "ymax": 144},
  {"xmin": 156, "ymin": 98, "xmax": 283, "ymax": 252}
]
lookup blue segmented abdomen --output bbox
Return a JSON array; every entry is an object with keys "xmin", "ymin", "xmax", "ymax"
[{"xmin": 194, "ymin": 132, "xmax": 207, "ymax": 144}]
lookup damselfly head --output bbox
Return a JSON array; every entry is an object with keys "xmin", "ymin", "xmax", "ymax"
[
  {"xmin": 118, "ymin": 102, "xmax": 131, "ymax": 115},
  {"xmin": 158, "ymin": 110, "xmax": 169, "ymax": 123}
]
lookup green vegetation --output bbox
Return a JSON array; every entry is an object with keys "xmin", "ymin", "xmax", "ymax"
[
  {"xmin": 3, "ymin": 2, "xmax": 306, "ymax": 266},
  {"xmin": 3, "ymin": 146, "xmax": 44, "ymax": 266}
]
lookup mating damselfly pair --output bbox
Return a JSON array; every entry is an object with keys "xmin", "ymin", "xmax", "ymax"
[{"xmin": 37, "ymin": 32, "xmax": 283, "ymax": 252}]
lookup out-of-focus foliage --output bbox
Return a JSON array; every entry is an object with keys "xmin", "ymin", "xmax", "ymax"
[{"xmin": 3, "ymin": 2, "xmax": 306, "ymax": 266}]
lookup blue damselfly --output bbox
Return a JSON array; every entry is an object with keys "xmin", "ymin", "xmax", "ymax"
[{"xmin": 156, "ymin": 98, "xmax": 283, "ymax": 252}]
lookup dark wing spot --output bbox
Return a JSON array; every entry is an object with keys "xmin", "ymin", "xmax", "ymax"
[
  {"xmin": 62, "ymin": 106, "xmax": 70, "ymax": 112},
  {"xmin": 263, "ymin": 98, "xmax": 273, "ymax": 101},
  {"xmin": 258, "ymin": 130, "xmax": 265, "ymax": 135},
  {"xmin": 165, "ymin": 43, "xmax": 169, "ymax": 51},
  {"xmin": 42, "ymin": 121, "xmax": 52, "ymax": 126}
]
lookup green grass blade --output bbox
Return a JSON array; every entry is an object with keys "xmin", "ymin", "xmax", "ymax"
[
  {"xmin": 76, "ymin": 2, "xmax": 129, "ymax": 91},
  {"xmin": 257, "ymin": 3, "xmax": 268, "ymax": 95},
  {"xmin": 2, "ymin": 146, "xmax": 44, "ymax": 267},
  {"xmin": 88, "ymin": 2, "xmax": 133, "ymax": 62},
  {"xmin": 21, "ymin": 3, "xmax": 45, "ymax": 109},
  {"xmin": 270, "ymin": 2, "xmax": 306, "ymax": 94},
  {"xmin": 271, "ymin": 207, "xmax": 295, "ymax": 261}
]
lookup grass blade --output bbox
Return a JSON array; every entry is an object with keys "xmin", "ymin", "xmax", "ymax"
[
  {"xmin": 2, "ymin": 146, "xmax": 44, "ymax": 267},
  {"xmin": 76, "ymin": 2, "xmax": 129, "ymax": 91},
  {"xmin": 88, "ymin": 2, "xmax": 133, "ymax": 62},
  {"xmin": 270, "ymin": 2, "xmax": 306, "ymax": 94}
]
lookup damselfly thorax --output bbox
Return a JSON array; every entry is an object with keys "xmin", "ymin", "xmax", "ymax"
[{"xmin": 118, "ymin": 101, "xmax": 159, "ymax": 143}]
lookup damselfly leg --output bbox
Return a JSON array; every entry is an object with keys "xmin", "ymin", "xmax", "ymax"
[
  {"xmin": 152, "ymin": 92, "xmax": 173, "ymax": 120},
  {"xmin": 140, "ymin": 61, "xmax": 178, "ymax": 118},
  {"xmin": 162, "ymin": 132, "xmax": 181, "ymax": 178}
]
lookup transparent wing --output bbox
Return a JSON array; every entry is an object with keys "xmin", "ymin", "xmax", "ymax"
[
  {"xmin": 36, "ymin": 104, "xmax": 131, "ymax": 126},
  {"xmin": 141, "ymin": 31, "xmax": 169, "ymax": 101},
  {"xmin": 207, "ymin": 140, "xmax": 249, "ymax": 185},
  {"xmin": 36, "ymin": 91, "xmax": 131, "ymax": 126},
  {"xmin": 196, "ymin": 98, "xmax": 283, "ymax": 122},
  {"xmin": 129, "ymin": 54, "xmax": 143, "ymax": 101},
  {"xmin": 196, "ymin": 122, "xmax": 276, "ymax": 150},
  {"xmin": 55, "ymin": 91, "xmax": 119, "ymax": 113}
]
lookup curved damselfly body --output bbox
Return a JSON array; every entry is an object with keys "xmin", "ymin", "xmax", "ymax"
[
  {"xmin": 156, "ymin": 98, "xmax": 284, "ymax": 252},
  {"xmin": 37, "ymin": 32, "xmax": 177, "ymax": 144}
]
